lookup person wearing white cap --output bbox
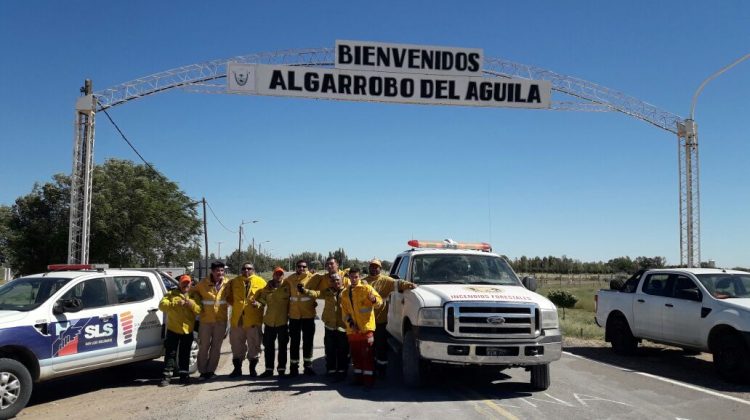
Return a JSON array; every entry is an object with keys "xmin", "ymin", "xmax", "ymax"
[{"xmin": 364, "ymin": 258, "xmax": 417, "ymax": 378}]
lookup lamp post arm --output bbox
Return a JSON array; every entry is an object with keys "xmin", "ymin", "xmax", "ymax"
[{"xmin": 690, "ymin": 52, "xmax": 750, "ymax": 120}]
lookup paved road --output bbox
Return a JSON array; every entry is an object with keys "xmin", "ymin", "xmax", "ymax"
[{"xmin": 19, "ymin": 312, "xmax": 750, "ymax": 420}]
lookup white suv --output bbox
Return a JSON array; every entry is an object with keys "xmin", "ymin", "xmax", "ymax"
[{"xmin": 0, "ymin": 266, "xmax": 197, "ymax": 418}]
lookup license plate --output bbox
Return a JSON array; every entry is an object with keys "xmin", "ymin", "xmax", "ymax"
[{"xmin": 486, "ymin": 347, "xmax": 512, "ymax": 356}]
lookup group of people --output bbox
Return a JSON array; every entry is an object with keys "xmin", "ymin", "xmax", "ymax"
[{"xmin": 158, "ymin": 257, "xmax": 416, "ymax": 388}]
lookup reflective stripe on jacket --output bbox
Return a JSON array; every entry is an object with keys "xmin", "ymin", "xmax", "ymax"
[
  {"xmin": 340, "ymin": 282, "xmax": 382, "ymax": 334},
  {"xmin": 228, "ymin": 274, "xmax": 267, "ymax": 327},
  {"xmin": 192, "ymin": 276, "xmax": 229, "ymax": 323},
  {"xmin": 255, "ymin": 282, "xmax": 291, "ymax": 327},
  {"xmin": 282, "ymin": 272, "xmax": 316, "ymax": 319},
  {"xmin": 159, "ymin": 289, "xmax": 201, "ymax": 334}
]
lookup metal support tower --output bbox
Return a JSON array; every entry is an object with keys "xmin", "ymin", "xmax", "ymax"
[
  {"xmin": 677, "ymin": 120, "xmax": 701, "ymax": 267},
  {"xmin": 67, "ymin": 80, "xmax": 96, "ymax": 264}
]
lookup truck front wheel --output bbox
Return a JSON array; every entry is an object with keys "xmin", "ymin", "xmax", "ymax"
[
  {"xmin": 0, "ymin": 358, "xmax": 33, "ymax": 419},
  {"xmin": 608, "ymin": 316, "xmax": 637, "ymax": 355},
  {"xmin": 713, "ymin": 333, "xmax": 749, "ymax": 383},
  {"xmin": 402, "ymin": 330, "xmax": 425, "ymax": 387},
  {"xmin": 529, "ymin": 364, "xmax": 550, "ymax": 390}
]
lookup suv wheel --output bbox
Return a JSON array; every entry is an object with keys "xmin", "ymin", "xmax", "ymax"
[
  {"xmin": 529, "ymin": 363, "xmax": 550, "ymax": 390},
  {"xmin": 713, "ymin": 333, "xmax": 749, "ymax": 383},
  {"xmin": 609, "ymin": 316, "xmax": 637, "ymax": 355},
  {"xmin": 0, "ymin": 358, "xmax": 33, "ymax": 419},
  {"xmin": 402, "ymin": 330, "xmax": 424, "ymax": 387}
]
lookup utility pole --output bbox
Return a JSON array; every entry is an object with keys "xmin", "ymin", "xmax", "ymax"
[
  {"xmin": 239, "ymin": 220, "xmax": 258, "ymax": 273},
  {"xmin": 202, "ymin": 198, "xmax": 208, "ymax": 279}
]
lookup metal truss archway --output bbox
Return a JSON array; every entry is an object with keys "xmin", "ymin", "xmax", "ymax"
[{"xmin": 69, "ymin": 48, "xmax": 700, "ymax": 267}]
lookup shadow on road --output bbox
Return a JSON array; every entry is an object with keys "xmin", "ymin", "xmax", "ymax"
[
  {"xmin": 564, "ymin": 345, "xmax": 750, "ymax": 393},
  {"xmin": 27, "ymin": 360, "xmax": 164, "ymax": 408}
]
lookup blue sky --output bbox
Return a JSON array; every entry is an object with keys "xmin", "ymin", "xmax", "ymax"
[{"xmin": 1, "ymin": 1, "xmax": 748, "ymax": 267}]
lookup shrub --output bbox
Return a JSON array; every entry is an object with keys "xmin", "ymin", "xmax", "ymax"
[{"xmin": 547, "ymin": 290, "xmax": 578, "ymax": 319}]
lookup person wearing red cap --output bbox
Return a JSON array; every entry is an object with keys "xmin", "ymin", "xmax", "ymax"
[
  {"xmin": 254, "ymin": 267, "xmax": 292, "ymax": 377},
  {"xmin": 158, "ymin": 275, "xmax": 201, "ymax": 386}
]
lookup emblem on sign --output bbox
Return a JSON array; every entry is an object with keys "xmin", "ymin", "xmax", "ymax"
[
  {"xmin": 233, "ymin": 71, "xmax": 249, "ymax": 86},
  {"xmin": 487, "ymin": 316, "xmax": 506, "ymax": 325}
]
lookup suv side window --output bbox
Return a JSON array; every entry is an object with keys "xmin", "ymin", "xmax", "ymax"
[
  {"xmin": 397, "ymin": 256, "xmax": 410, "ymax": 280},
  {"xmin": 671, "ymin": 275, "xmax": 701, "ymax": 300},
  {"xmin": 61, "ymin": 278, "xmax": 109, "ymax": 309},
  {"xmin": 642, "ymin": 274, "xmax": 670, "ymax": 296},
  {"xmin": 113, "ymin": 276, "xmax": 154, "ymax": 303}
]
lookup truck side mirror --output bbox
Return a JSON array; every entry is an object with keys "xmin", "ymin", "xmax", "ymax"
[
  {"xmin": 522, "ymin": 276, "xmax": 538, "ymax": 292},
  {"xmin": 55, "ymin": 298, "xmax": 83, "ymax": 314},
  {"xmin": 676, "ymin": 288, "xmax": 702, "ymax": 302}
]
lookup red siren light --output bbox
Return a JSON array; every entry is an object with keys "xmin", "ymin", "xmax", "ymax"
[{"xmin": 407, "ymin": 239, "xmax": 492, "ymax": 251}]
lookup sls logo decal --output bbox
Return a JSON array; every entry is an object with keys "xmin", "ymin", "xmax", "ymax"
[
  {"xmin": 84, "ymin": 323, "xmax": 114, "ymax": 339},
  {"xmin": 464, "ymin": 286, "xmax": 503, "ymax": 294}
]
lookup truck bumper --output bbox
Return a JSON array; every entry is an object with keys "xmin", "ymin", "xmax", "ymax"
[{"xmin": 415, "ymin": 327, "xmax": 562, "ymax": 366}]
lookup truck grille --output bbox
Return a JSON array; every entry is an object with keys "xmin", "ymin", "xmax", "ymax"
[{"xmin": 444, "ymin": 302, "xmax": 538, "ymax": 339}]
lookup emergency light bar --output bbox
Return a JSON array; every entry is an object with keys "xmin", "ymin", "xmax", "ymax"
[
  {"xmin": 407, "ymin": 239, "xmax": 492, "ymax": 251},
  {"xmin": 47, "ymin": 263, "xmax": 109, "ymax": 271}
]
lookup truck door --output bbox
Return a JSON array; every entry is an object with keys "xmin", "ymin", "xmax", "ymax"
[
  {"xmin": 387, "ymin": 256, "xmax": 409, "ymax": 338},
  {"xmin": 50, "ymin": 277, "xmax": 120, "ymax": 372},
  {"xmin": 111, "ymin": 275, "xmax": 165, "ymax": 361},
  {"xmin": 632, "ymin": 273, "xmax": 669, "ymax": 339},
  {"xmin": 662, "ymin": 274, "xmax": 704, "ymax": 346}
]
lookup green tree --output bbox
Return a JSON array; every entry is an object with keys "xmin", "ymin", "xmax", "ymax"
[
  {"xmin": 0, "ymin": 205, "xmax": 11, "ymax": 264},
  {"xmin": 547, "ymin": 290, "xmax": 578, "ymax": 319},
  {"xmin": 5, "ymin": 159, "xmax": 202, "ymax": 274}
]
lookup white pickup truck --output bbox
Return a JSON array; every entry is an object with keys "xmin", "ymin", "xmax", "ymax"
[
  {"xmin": 386, "ymin": 240, "xmax": 562, "ymax": 390},
  {"xmin": 0, "ymin": 265, "xmax": 197, "ymax": 418},
  {"xmin": 595, "ymin": 267, "xmax": 750, "ymax": 382}
]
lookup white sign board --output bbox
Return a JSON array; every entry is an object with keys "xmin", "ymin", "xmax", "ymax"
[
  {"xmin": 335, "ymin": 40, "xmax": 483, "ymax": 76},
  {"xmin": 227, "ymin": 63, "xmax": 551, "ymax": 109}
]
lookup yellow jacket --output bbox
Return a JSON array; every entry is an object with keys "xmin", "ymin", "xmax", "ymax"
[
  {"xmin": 255, "ymin": 282, "xmax": 291, "ymax": 327},
  {"xmin": 191, "ymin": 276, "xmax": 230, "ymax": 323},
  {"xmin": 159, "ymin": 289, "xmax": 201, "ymax": 334},
  {"xmin": 227, "ymin": 274, "xmax": 267, "ymax": 328},
  {"xmin": 366, "ymin": 274, "xmax": 416, "ymax": 324},
  {"xmin": 282, "ymin": 272, "xmax": 317, "ymax": 319},
  {"xmin": 340, "ymin": 282, "xmax": 382, "ymax": 334},
  {"xmin": 306, "ymin": 271, "xmax": 350, "ymax": 330}
]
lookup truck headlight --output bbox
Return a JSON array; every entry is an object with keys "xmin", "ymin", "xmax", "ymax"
[
  {"xmin": 418, "ymin": 308, "xmax": 443, "ymax": 327},
  {"xmin": 541, "ymin": 309, "xmax": 559, "ymax": 329}
]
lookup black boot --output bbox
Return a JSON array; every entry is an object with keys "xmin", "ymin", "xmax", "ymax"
[
  {"xmin": 249, "ymin": 358, "xmax": 259, "ymax": 377},
  {"xmin": 229, "ymin": 358, "xmax": 242, "ymax": 378}
]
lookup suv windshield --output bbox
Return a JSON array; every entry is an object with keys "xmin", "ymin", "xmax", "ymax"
[
  {"xmin": 0, "ymin": 277, "xmax": 73, "ymax": 311},
  {"xmin": 696, "ymin": 273, "xmax": 750, "ymax": 299},
  {"xmin": 411, "ymin": 254, "xmax": 520, "ymax": 286}
]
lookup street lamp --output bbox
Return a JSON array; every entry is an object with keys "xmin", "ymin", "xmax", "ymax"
[
  {"xmin": 680, "ymin": 52, "xmax": 749, "ymax": 267},
  {"xmin": 216, "ymin": 241, "xmax": 223, "ymax": 259},
  {"xmin": 256, "ymin": 240, "xmax": 270, "ymax": 267},
  {"xmin": 238, "ymin": 220, "xmax": 259, "ymax": 273}
]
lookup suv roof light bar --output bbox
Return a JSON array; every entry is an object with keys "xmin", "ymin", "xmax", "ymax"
[
  {"xmin": 47, "ymin": 263, "xmax": 109, "ymax": 271},
  {"xmin": 407, "ymin": 239, "xmax": 492, "ymax": 252}
]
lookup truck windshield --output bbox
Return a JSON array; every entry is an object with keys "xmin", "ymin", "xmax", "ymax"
[
  {"xmin": 0, "ymin": 277, "xmax": 73, "ymax": 311},
  {"xmin": 411, "ymin": 254, "xmax": 520, "ymax": 285},
  {"xmin": 696, "ymin": 274, "xmax": 750, "ymax": 299}
]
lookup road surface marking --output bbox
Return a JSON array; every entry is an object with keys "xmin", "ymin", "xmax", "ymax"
[
  {"xmin": 562, "ymin": 351, "xmax": 750, "ymax": 407},
  {"xmin": 459, "ymin": 388, "xmax": 520, "ymax": 420}
]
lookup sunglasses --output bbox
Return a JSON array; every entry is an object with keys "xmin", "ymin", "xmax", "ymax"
[
  {"xmin": 242, "ymin": 267, "xmax": 254, "ymax": 271},
  {"xmin": 297, "ymin": 265, "xmax": 307, "ymax": 268}
]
